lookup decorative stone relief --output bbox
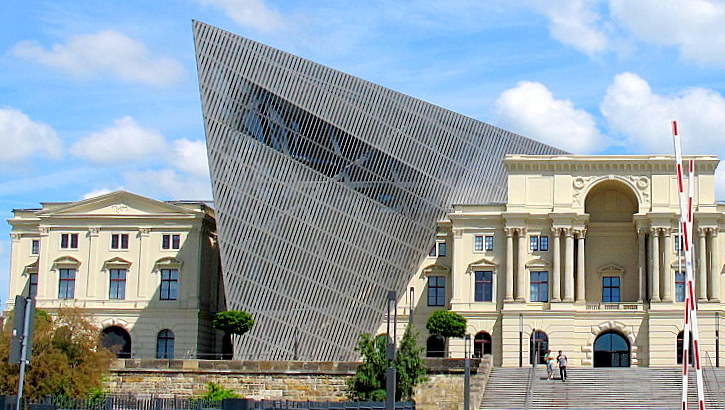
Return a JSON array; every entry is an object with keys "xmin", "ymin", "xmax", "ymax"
[
  {"xmin": 112, "ymin": 205, "xmax": 129, "ymax": 213},
  {"xmin": 582, "ymin": 320, "xmax": 638, "ymax": 366},
  {"xmin": 572, "ymin": 175, "xmax": 650, "ymax": 209}
]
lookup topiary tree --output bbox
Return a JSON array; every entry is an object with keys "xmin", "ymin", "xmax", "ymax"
[
  {"xmin": 212, "ymin": 311, "xmax": 254, "ymax": 359},
  {"xmin": 426, "ymin": 310, "xmax": 466, "ymax": 338}
]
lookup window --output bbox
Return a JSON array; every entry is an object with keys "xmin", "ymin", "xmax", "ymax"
[
  {"xmin": 427, "ymin": 276, "xmax": 446, "ymax": 306},
  {"xmin": 530, "ymin": 235, "xmax": 549, "ymax": 252},
  {"xmin": 162, "ymin": 234, "xmax": 181, "ymax": 250},
  {"xmin": 111, "ymin": 234, "xmax": 129, "ymax": 250},
  {"xmin": 530, "ymin": 271, "xmax": 549, "ymax": 302},
  {"xmin": 156, "ymin": 329, "xmax": 175, "ymax": 359},
  {"xmin": 31, "ymin": 239, "xmax": 39, "ymax": 255},
  {"xmin": 428, "ymin": 241, "xmax": 447, "ymax": 257},
  {"xmin": 29, "ymin": 272, "xmax": 38, "ymax": 298},
  {"xmin": 60, "ymin": 233, "xmax": 78, "ymax": 249},
  {"xmin": 676, "ymin": 271, "xmax": 686, "ymax": 302},
  {"xmin": 474, "ymin": 271, "xmax": 493, "ymax": 302},
  {"xmin": 109, "ymin": 269, "xmax": 127, "ymax": 299},
  {"xmin": 475, "ymin": 235, "xmax": 494, "ymax": 252},
  {"xmin": 602, "ymin": 276, "xmax": 620, "ymax": 303},
  {"xmin": 160, "ymin": 269, "xmax": 179, "ymax": 300},
  {"xmin": 674, "ymin": 234, "xmax": 684, "ymax": 252},
  {"xmin": 58, "ymin": 268, "xmax": 76, "ymax": 299}
]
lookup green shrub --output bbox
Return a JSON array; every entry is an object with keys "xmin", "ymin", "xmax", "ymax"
[{"xmin": 425, "ymin": 311, "xmax": 466, "ymax": 338}]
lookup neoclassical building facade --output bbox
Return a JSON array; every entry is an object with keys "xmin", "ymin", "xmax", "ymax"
[
  {"xmin": 390, "ymin": 154, "xmax": 725, "ymax": 367},
  {"xmin": 5, "ymin": 191, "xmax": 224, "ymax": 359}
]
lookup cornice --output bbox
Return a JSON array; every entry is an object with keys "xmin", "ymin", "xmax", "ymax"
[{"xmin": 504, "ymin": 155, "xmax": 719, "ymax": 174}]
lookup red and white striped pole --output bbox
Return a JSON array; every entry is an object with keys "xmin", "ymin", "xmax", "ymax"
[{"xmin": 672, "ymin": 121, "xmax": 706, "ymax": 410}]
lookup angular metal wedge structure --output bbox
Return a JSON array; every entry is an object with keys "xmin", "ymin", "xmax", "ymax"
[{"xmin": 193, "ymin": 20, "xmax": 566, "ymax": 360}]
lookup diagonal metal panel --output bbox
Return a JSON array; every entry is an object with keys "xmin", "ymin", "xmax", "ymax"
[{"xmin": 192, "ymin": 20, "xmax": 566, "ymax": 360}]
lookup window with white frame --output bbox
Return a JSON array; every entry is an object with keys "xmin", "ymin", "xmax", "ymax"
[
  {"xmin": 31, "ymin": 239, "xmax": 39, "ymax": 255},
  {"xmin": 109, "ymin": 268, "xmax": 127, "ymax": 299},
  {"xmin": 474, "ymin": 235, "xmax": 494, "ymax": 252},
  {"xmin": 111, "ymin": 234, "xmax": 129, "ymax": 250},
  {"xmin": 474, "ymin": 271, "xmax": 493, "ymax": 302},
  {"xmin": 58, "ymin": 268, "xmax": 76, "ymax": 299},
  {"xmin": 602, "ymin": 276, "xmax": 620, "ymax": 303},
  {"xmin": 530, "ymin": 235, "xmax": 549, "ymax": 252},
  {"xmin": 428, "ymin": 241, "xmax": 447, "ymax": 257},
  {"xmin": 162, "ymin": 234, "xmax": 181, "ymax": 250},
  {"xmin": 530, "ymin": 271, "xmax": 548, "ymax": 302},
  {"xmin": 60, "ymin": 233, "xmax": 78, "ymax": 249},
  {"xmin": 674, "ymin": 234, "xmax": 684, "ymax": 252},
  {"xmin": 676, "ymin": 271, "xmax": 686, "ymax": 302}
]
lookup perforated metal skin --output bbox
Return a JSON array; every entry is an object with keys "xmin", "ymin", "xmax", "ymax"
[{"xmin": 192, "ymin": 20, "xmax": 566, "ymax": 361}]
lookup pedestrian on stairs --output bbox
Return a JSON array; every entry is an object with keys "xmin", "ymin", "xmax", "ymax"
[
  {"xmin": 557, "ymin": 350, "xmax": 568, "ymax": 382},
  {"xmin": 544, "ymin": 349, "xmax": 556, "ymax": 380}
]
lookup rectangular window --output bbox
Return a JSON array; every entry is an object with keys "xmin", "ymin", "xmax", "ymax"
[
  {"xmin": 31, "ymin": 239, "xmax": 39, "ymax": 255},
  {"xmin": 60, "ymin": 233, "xmax": 78, "ymax": 249},
  {"xmin": 539, "ymin": 235, "xmax": 549, "ymax": 251},
  {"xmin": 530, "ymin": 236, "xmax": 539, "ymax": 252},
  {"xmin": 602, "ymin": 276, "xmax": 621, "ymax": 303},
  {"xmin": 29, "ymin": 272, "xmax": 38, "ymax": 298},
  {"xmin": 676, "ymin": 271, "xmax": 686, "ymax": 302},
  {"xmin": 485, "ymin": 236, "xmax": 494, "ymax": 251},
  {"xmin": 530, "ymin": 271, "xmax": 549, "ymax": 302},
  {"xmin": 111, "ymin": 234, "xmax": 129, "ymax": 250},
  {"xmin": 474, "ymin": 236, "xmax": 484, "ymax": 252},
  {"xmin": 437, "ymin": 242, "xmax": 447, "ymax": 257},
  {"xmin": 674, "ymin": 235, "xmax": 684, "ymax": 252},
  {"xmin": 58, "ymin": 268, "xmax": 76, "ymax": 299},
  {"xmin": 160, "ymin": 269, "xmax": 179, "ymax": 300},
  {"xmin": 109, "ymin": 269, "xmax": 127, "ymax": 299},
  {"xmin": 474, "ymin": 271, "xmax": 493, "ymax": 302},
  {"xmin": 427, "ymin": 276, "xmax": 446, "ymax": 306},
  {"xmin": 428, "ymin": 245, "xmax": 436, "ymax": 257},
  {"xmin": 530, "ymin": 235, "xmax": 549, "ymax": 252},
  {"xmin": 162, "ymin": 234, "xmax": 181, "ymax": 250}
]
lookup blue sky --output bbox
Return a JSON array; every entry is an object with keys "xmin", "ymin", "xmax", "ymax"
[{"xmin": 3, "ymin": 0, "xmax": 725, "ymax": 307}]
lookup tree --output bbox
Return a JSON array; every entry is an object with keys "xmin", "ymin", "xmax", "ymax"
[
  {"xmin": 212, "ymin": 311, "xmax": 254, "ymax": 359},
  {"xmin": 0, "ymin": 308, "xmax": 114, "ymax": 399},
  {"xmin": 426, "ymin": 311, "xmax": 466, "ymax": 338},
  {"xmin": 347, "ymin": 326, "xmax": 428, "ymax": 402}
]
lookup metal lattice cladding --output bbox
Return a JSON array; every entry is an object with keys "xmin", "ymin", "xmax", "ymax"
[{"xmin": 192, "ymin": 20, "xmax": 566, "ymax": 361}]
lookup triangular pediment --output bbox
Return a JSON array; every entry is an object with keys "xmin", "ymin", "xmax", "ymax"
[
  {"xmin": 598, "ymin": 263, "xmax": 625, "ymax": 274},
  {"xmin": 526, "ymin": 258, "xmax": 552, "ymax": 269},
  {"xmin": 103, "ymin": 257, "xmax": 132, "ymax": 270},
  {"xmin": 422, "ymin": 264, "xmax": 450, "ymax": 275},
  {"xmin": 468, "ymin": 258, "xmax": 497, "ymax": 269},
  {"xmin": 52, "ymin": 255, "xmax": 81, "ymax": 269},
  {"xmin": 40, "ymin": 190, "xmax": 198, "ymax": 217}
]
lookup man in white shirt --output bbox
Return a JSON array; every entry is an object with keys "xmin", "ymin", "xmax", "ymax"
[{"xmin": 557, "ymin": 350, "xmax": 568, "ymax": 382}]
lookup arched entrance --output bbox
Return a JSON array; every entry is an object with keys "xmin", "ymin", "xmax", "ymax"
[
  {"xmin": 101, "ymin": 326, "xmax": 132, "ymax": 358},
  {"xmin": 474, "ymin": 331, "xmax": 492, "ymax": 358},
  {"xmin": 530, "ymin": 330, "xmax": 548, "ymax": 365},
  {"xmin": 594, "ymin": 331, "xmax": 630, "ymax": 367},
  {"xmin": 677, "ymin": 331, "xmax": 694, "ymax": 365},
  {"xmin": 427, "ymin": 335, "xmax": 446, "ymax": 357}
]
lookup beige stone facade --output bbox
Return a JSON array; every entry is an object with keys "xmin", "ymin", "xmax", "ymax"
[
  {"xmin": 6, "ymin": 191, "xmax": 224, "ymax": 359},
  {"xmin": 386, "ymin": 155, "xmax": 725, "ymax": 368}
]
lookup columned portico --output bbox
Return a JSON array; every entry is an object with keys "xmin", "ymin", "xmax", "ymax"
[
  {"xmin": 505, "ymin": 228, "xmax": 514, "ymax": 301},
  {"xmin": 698, "ymin": 227, "xmax": 708, "ymax": 301},
  {"xmin": 637, "ymin": 227, "xmax": 646, "ymax": 302},
  {"xmin": 552, "ymin": 228, "xmax": 561, "ymax": 302},
  {"xmin": 662, "ymin": 228, "xmax": 672, "ymax": 302},
  {"xmin": 576, "ymin": 229, "xmax": 586, "ymax": 302},
  {"xmin": 516, "ymin": 227, "xmax": 527, "ymax": 302},
  {"xmin": 564, "ymin": 228, "xmax": 574, "ymax": 302},
  {"xmin": 710, "ymin": 227, "xmax": 720, "ymax": 302},
  {"xmin": 650, "ymin": 228, "xmax": 661, "ymax": 302}
]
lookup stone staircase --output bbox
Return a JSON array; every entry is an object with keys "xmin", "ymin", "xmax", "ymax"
[{"xmin": 480, "ymin": 366, "xmax": 725, "ymax": 409}]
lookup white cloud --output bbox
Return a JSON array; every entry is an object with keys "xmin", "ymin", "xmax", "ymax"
[
  {"xmin": 82, "ymin": 188, "xmax": 119, "ymax": 199},
  {"xmin": 12, "ymin": 30, "xmax": 184, "ymax": 86},
  {"xmin": 124, "ymin": 169, "xmax": 212, "ymax": 200},
  {"xmin": 172, "ymin": 139, "xmax": 210, "ymax": 178},
  {"xmin": 0, "ymin": 108, "xmax": 62, "ymax": 163},
  {"xmin": 522, "ymin": 0, "xmax": 609, "ymax": 55},
  {"xmin": 71, "ymin": 116, "xmax": 168, "ymax": 163},
  {"xmin": 601, "ymin": 72, "xmax": 725, "ymax": 154},
  {"xmin": 610, "ymin": 0, "xmax": 725, "ymax": 67},
  {"xmin": 200, "ymin": 0, "xmax": 286, "ymax": 33},
  {"xmin": 494, "ymin": 81, "xmax": 605, "ymax": 153}
]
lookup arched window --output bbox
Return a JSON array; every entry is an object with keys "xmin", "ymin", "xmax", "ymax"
[
  {"xmin": 156, "ymin": 329, "xmax": 175, "ymax": 359},
  {"xmin": 474, "ymin": 331, "xmax": 492, "ymax": 358},
  {"xmin": 101, "ymin": 326, "xmax": 132, "ymax": 358},
  {"xmin": 677, "ymin": 331, "xmax": 694, "ymax": 365},
  {"xmin": 529, "ymin": 330, "xmax": 548, "ymax": 365},
  {"xmin": 426, "ymin": 335, "xmax": 446, "ymax": 358}
]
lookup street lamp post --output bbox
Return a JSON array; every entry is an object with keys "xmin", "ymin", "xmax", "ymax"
[
  {"xmin": 717, "ymin": 311, "xmax": 720, "ymax": 368},
  {"xmin": 386, "ymin": 291, "xmax": 397, "ymax": 409},
  {"xmin": 409, "ymin": 286, "xmax": 415, "ymax": 325},
  {"xmin": 464, "ymin": 334, "xmax": 471, "ymax": 410},
  {"xmin": 519, "ymin": 313, "xmax": 523, "ymax": 367}
]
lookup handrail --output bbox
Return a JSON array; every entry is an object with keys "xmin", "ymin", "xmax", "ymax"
[
  {"xmin": 523, "ymin": 362, "xmax": 536, "ymax": 410},
  {"xmin": 703, "ymin": 351, "xmax": 724, "ymax": 410}
]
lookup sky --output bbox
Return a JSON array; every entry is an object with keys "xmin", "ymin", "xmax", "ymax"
[{"xmin": 3, "ymin": 0, "xmax": 725, "ymax": 307}]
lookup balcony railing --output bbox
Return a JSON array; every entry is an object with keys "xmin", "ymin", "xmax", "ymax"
[{"xmin": 586, "ymin": 303, "xmax": 642, "ymax": 311}]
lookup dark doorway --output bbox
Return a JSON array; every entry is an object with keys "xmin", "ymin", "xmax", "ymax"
[
  {"xmin": 594, "ymin": 331, "xmax": 630, "ymax": 367},
  {"xmin": 101, "ymin": 326, "xmax": 132, "ymax": 358},
  {"xmin": 529, "ymin": 330, "xmax": 548, "ymax": 365},
  {"xmin": 677, "ymin": 331, "xmax": 695, "ymax": 365},
  {"xmin": 474, "ymin": 331, "xmax": 492, "ymax": 358},
  {"xmin": 427, "ymin": 335, "xmax": 446, "ymax": 357}
]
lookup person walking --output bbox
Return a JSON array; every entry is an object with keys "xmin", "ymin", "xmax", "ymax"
[
  {"xmin": 544, "ymin": 349, "xmax": 556, "ymax": 380},
  {"xmin": 557, "ymin": 350, "xmax": 568, "ymax": 382}
]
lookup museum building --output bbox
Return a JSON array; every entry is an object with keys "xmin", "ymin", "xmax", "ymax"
[{"xmin": 392, "ymin": 154, "xmax": 725, "ymax": 367}]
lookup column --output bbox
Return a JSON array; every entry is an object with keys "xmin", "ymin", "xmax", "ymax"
[
  {"xmin": 576, "ymin": 230, "xmax": 586, "ymax": 303},
  {"xmin": 516, "ymin": 228, "xmax": 527, "ymax": 302},
  {"xmin": 650, "ymin": 228, "xmax": 660, "ymax": 302},
  {"xmin": 564, "ymin": 228, "xmax": 574, "ymax": 302},
  {"xmin": 662, "ymin": 229, "xmax": 672, "ymax": 302},
  {"xmin": 637, "ymin": 228, "xmax": 646, "ymax": 302},
  {"xmin": 710, "ymin": 228, "xmax": 720, "ymax": 302},
  {"xmin": 552, "ymin": 228, "xmax": 561, "ymax": 302},
  {"xmin": 505, "ymin": 228, "xmax": 514, "ymax": 302},
  {"xmin": 699, "ymin": 228, "xmax": 707, "ymax": 301}
]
